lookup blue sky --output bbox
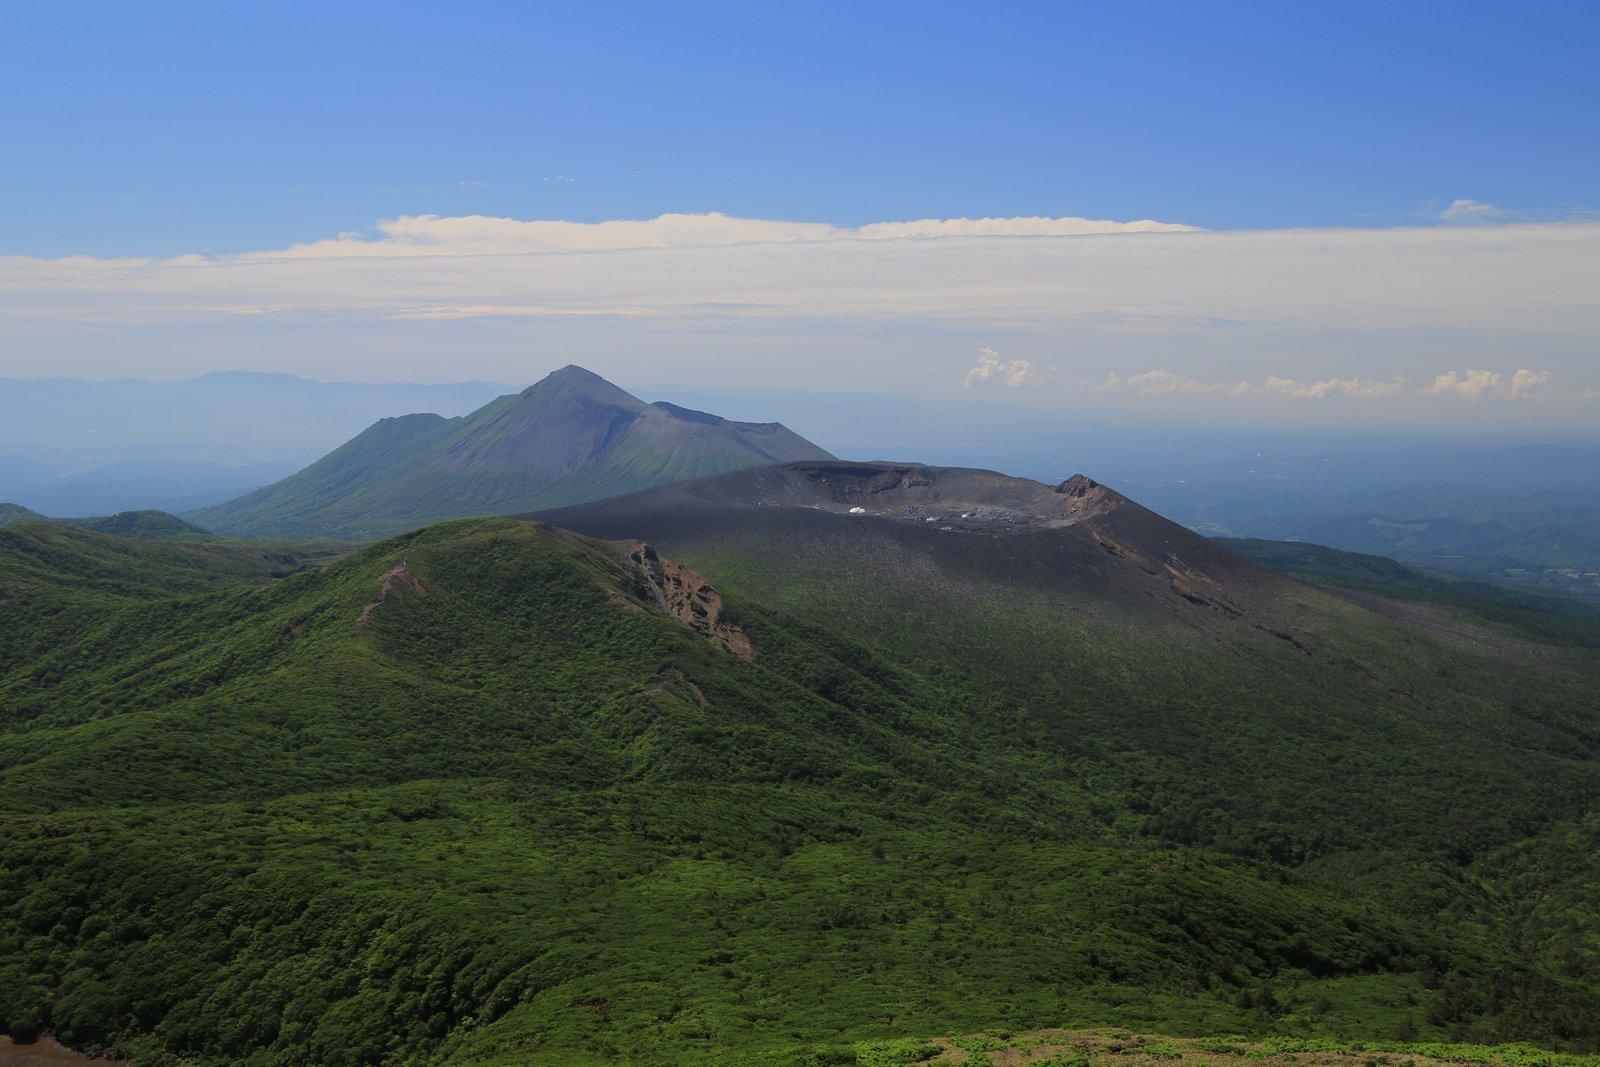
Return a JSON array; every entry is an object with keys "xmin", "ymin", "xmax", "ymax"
[
  {"xmin": 2, "ymin": 2, "xmax": 1597, "ymax": 430},
  {"xmin": 4, "ymin": 1, "xmax": 1598, "ymax": 257}
]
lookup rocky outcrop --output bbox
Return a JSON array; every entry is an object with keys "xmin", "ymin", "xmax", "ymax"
[
  {"xmin": 617, "ymin": 541, "xmax": 752, "ymax": 659},
  {"xmin": 1054, "ymin": 473, "xmax": 1124, "ymax": 522}
]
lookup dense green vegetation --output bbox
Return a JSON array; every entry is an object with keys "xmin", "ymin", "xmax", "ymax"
[
  {"xmin": 0, "ymin": 520, "xmax": 347, "ymax": 686},
  {"xmin": 1, "ymin": 516, "xmax": 1597, "ymax": 1064},
  {"xmin": 189, "ymin": 366, "xmax": 830, "ymax": 540}
]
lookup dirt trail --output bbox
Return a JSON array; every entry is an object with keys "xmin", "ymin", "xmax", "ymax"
[{"xmin": 355, "ymin": 560, "xmax": 427, "ymax": 629}]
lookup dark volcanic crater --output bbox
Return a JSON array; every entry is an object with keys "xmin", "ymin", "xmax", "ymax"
[
  {"xmin": 524, "ymin": 460, "xmax": 1291, "ymax": 629},
  {"xmin": 654, "ymin": 461, "xmax": 1127, "ymax": 533}
]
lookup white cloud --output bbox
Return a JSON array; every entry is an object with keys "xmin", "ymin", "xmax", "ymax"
[
  {"xmin": 1509, "ymin": 368, "xmax": 1551, "ymax": 398},
  {"xmin": 248, "ymin": 211, "xmax": 1197, "ymax": 260},
  {"xmin": 1438, "ymin": 199, "xmax": 1515, "ymax": 224},
  {"xmin": 964, "ymin": 346, "xmax": 1035, "ymax": 388},
  {"xmin": 1419, "ymin": 369, "xmax": 1502, "ymax": 397},
  {"xmin": 1417, "ymin": 368, "xmax": 1551, "ymax": 399},
  {"xmin": 6, "ymin": 215, "xmax": 1596, "ymax": 338},
  {"xmin": 2, "ymin": 212, "xmax": 1598, "ymax": 418},
  {"xmin": 257, "ymin": 213, "xmax": 838, "ymax": 258}
]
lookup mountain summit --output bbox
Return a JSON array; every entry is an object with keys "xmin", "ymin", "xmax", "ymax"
[{"xmin": 189, "ymin": 365, "xmax": 832, "ymax": 539}]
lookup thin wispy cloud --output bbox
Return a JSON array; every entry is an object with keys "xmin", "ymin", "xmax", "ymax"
[
  {"xmin": 1258, "ymin": 375, "xmax": 1407, "ymax": 399},
  {"xmin": 246, "ymin": 211, "xmax": 1198, "ymax": 260},
  {"xmin": 1092, "ymin": 368, "xmax": 1579, "ymax": 403},
  {"xmin": 1096, "ymin": 370, "xmax": 1244, "ymax": 396},
  {"xmin": 390, "ymin": 304, "xmax": 655, "ymax": 320},
  {"xmin": 1095, "ymin": 370, "xmax": 1406, "ymax": 400},
  {"xmin": 1438, "ymin": 198, "xmax": 1517, "ymax": 224}
]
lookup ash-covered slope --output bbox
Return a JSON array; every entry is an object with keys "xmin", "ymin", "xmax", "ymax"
[
  {"xmin": 528, "ymin": 458, "xmax": 1600, "ymax": 887},
  {"xmin": 189, "ymin": 366, "xmax": 833, "ymax": 540}
]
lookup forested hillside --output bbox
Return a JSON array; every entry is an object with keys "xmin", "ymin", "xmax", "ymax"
[{"xmin": 2, "ymin": 495, "xmax": 1598, "ymax": 1063}]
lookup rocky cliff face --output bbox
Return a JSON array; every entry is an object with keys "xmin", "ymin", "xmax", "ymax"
[{"xmin": 616, "ymin": 540, "xmax": 753, "ymax": 659}]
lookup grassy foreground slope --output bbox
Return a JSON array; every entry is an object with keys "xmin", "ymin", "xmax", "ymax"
[{"xmin": 1, "ymin": 514, "xmax": 1598, "ymax": 1063}]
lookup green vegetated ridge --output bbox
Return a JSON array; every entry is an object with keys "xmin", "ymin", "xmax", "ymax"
[
  {"xmin": 0, "ymin": 505, "xmax": 206, "ymax": 541},
  {"xmin": 187, "ymin": 365, "xmax": 833, "ymax": 540},
  {"xmin": 0, "ymin": 520, "xmax": 349, "ymax": 687},
  {"xmin": 0, "ymin": 503, "xmax": 50, "ymax": 528},
  {"xmin": 0, "ymin": 468, "xmax": 1597, "ymax": 1063}
]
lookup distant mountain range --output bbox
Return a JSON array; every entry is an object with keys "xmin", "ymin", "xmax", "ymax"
[
  {"xmin": 189, "ymin": 366, "xmax": 833, "ymax": 539},
  {"xmin": 7, "ymin": 371, "xmax": 1597, "ymax": 597}
]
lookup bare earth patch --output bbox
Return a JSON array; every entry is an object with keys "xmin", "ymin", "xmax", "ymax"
[
  {"xmin": 615, "ymin": 539, "xmax": 753, "ymax": 659},
  {"xmin": 0, "ymin": 1037, "xmax": 120, "ymax": 1065}
]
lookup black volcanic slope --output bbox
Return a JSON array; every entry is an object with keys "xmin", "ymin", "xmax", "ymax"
[
  {"xmin": 189, "ymin": 365, "xmax": 833, "ymax": 540},
  {"xmin": 531, "ymin": 461, "xmax": 1286, "ymax": 625}
]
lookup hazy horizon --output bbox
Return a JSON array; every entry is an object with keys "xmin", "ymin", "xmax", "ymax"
[{"xmin": 5, "ymin": 365, "xmax": 1598, "ymax": 602}]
